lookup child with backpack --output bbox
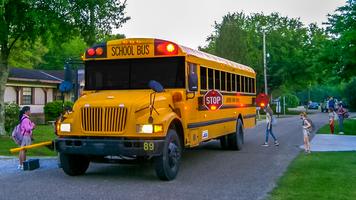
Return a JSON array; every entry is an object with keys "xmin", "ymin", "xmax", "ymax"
[
  {"xmin": 300, "ymin": 112, "xmax": 311, "ymax": 154},
  {"xmin": 16, "ymin": 106, "xmax": 35, "ymax": 170},
  {"xmin": 262, "ymin": 105, "xmax": 279, "ymax": 147}
]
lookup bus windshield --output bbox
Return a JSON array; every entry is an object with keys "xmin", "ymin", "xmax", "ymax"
[{"xmin": 85, "ymin": 57, "xmax": 185, "ymax": 90}]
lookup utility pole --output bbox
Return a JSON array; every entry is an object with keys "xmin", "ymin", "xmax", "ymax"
[{"xmin": 263, "ymin": 30, "xmax": 268, "ymax": 95}]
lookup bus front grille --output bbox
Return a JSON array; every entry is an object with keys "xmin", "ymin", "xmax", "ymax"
[{"xmin": 81, "ymin": 107, "xmax": 128, "ymax": 133}]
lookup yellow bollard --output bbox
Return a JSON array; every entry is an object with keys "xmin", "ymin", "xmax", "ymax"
[{"xmin": 10, "ymin": 141, "xmax": 53, "ymax": 154}]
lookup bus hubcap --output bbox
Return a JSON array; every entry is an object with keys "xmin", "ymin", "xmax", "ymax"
[{"xmin": 168, "ymin": 142, "xmax": 180, "ymax": 169}]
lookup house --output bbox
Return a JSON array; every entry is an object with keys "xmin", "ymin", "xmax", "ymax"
[{"xmin": 5, "ymin": 68, "xmax": 68, "ymax": 123}]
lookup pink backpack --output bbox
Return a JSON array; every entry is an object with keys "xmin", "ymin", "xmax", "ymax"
[{"xmin": 11, "ymin": 117, "xmax": 26, "ymax": 145}]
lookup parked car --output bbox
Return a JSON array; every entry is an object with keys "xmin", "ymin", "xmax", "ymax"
[{"xmin": 308, "ymin": 102, "xmax": 319, "ymax": 109}]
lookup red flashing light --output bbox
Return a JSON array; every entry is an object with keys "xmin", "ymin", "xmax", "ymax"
[
  {"xmin": 95, "ymin": 47, "xmax": 103, "ymax": 56},
  {"xmin": 87, "ymin": 48, "xmax": 95, "ymax": 56},
  {"xmin": 260, "ymin": 103, "xmax": 265, "ymax": 107},
  {"xmin": 154, "ymin": 40, "xmax": 178, "ymax": 56}
]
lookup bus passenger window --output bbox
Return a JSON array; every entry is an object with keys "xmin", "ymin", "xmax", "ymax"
[
  {"xmin": 245, "ymin": 77, "xmax": 249, "ymax": 93},
  {"xmin": 227, "ymin": 73, "xmax": 231, "ymax": 91},
  {"xmin": 237, "ymin": 75, "xmax": 241, "ymax": 92},
  {"xmin": 248, "ymin": 78, "xmax": 253, "ymax": 93},
  {"xmin": 208, "ymin": 68, "xmax": 214, "ymax": 90},
  {"xmin": 232, "ymin": 74, "xmax": 236, "ymax": 92},
  {"xmin": 221, "ymin": 71, "xmax": 226, "ymax": 91},
  {"xmin": 241, "ymin": 76, "xmax": 245, "ymax": 92},
  {"xmin": 252, "ymin": 78, "xmax": 255, "ymax": 93},
  {"xmin": 215, "ymin": 70, "xmax": 220, "ymax": 90},
  {"xmin": 200, "ymin": 66, "xmax": 207, "ymax": 90}
]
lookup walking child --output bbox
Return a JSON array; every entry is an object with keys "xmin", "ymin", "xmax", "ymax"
[
  {"xmin": 300, "ymin": 112, "xmax": 311, "ymax": 153},
  {"xmin": 328, "ymin": 108, "xmax": 335, "ymax": 134},
  {"xmin": 262, "ymin": 105, "xmax": 279, "ymax": 147}
]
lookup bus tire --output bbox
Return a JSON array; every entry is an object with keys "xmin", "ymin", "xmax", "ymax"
[
  {"xmin": 60, "ymin": 153, "xmax": 90, "ymax": 176},
  {"xmin": 228, "ymin": 119, "xmax": 244, "ymax": 150},
  {"xmin": 220, "ymin": 135, "xmax": 229, "ymax": 150},
  {"xmin": 154, "ymin": 129, "xmax": 182, "ymax": 181}
]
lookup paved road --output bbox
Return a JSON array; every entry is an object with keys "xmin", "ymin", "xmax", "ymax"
[{"xmin": 0, "ymin": 113, "xmax": 327, "ymax": 200}]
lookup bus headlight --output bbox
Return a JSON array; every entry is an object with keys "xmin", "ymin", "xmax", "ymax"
[
  {"xmin": 60, "ymin": 123, "xmax": 71, "ymax": 132},
  {"xmin": 137, "ymin": 124, "xmax": 163, "ymax": 134}
]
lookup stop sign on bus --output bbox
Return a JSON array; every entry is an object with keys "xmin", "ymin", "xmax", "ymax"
[
  {"xmin": 256, "ymin": 93, "xmax": 269, "ymax": 108},
  {"xmin": 204, "ymin": 90, "xmax": 223, "ymax": 110}
]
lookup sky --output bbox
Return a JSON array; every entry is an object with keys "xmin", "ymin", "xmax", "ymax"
[{"xmin": 118, "ymin": 0, "xmax": 345, "ymax": 49}]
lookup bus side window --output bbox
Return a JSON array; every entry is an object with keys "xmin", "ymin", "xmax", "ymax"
[
  {"xmin": 237, "ymin": 75, "xmax": 240, "ymax": 92},
  {"xmin": 241, "ymin": 75, "xmax": 245, "ymax": 92},
  {"xmin": 227, "ymin": 73, "xmax": 231, "ymax": 92},
  {"xmin": 215, "ymin": 70, "xmax": 220, "ymax": 90},
  {"xmin": 221, "ymin": 71, "xmax": 226, "ymax": 91},
  {"xmin": 250, "ymin": 78, "xmax": 253, "ymax": 93},
  {"xmin": 188, "ymin": 63, "xmax": 198, "ymax": 91},
  {"xmin": 208, "ymin": 68, "xmax": 214, "ymax": 90},
  {"xmin": 200, "ymin": 66, "xmax": 207, "ymax": 91},
  {"xmin": 245, "ymin": 76, "xmax": 248, "ymax": 93},
  {"xmin": 232, "ymin": 74, "xmax": 236, "ymax": 92}
]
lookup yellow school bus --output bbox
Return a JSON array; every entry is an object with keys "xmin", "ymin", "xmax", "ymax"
[{"xmin": 55, "ymin": 38, "xmax": 256, "ymax": 180}]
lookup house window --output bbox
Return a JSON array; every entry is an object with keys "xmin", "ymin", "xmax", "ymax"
[{"xmin": 22, "ymin": 87, "xmax": 32, "ymax": 105}]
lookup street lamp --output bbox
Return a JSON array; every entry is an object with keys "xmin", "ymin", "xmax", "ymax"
[{"xmin": 262, "ymin": 29, "xmax": 268, "ymax": 95}]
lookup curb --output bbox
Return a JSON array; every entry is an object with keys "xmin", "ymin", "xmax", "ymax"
[{"xmin": 0, "ymin": 156, "xmax": 57, "ymax": 159}]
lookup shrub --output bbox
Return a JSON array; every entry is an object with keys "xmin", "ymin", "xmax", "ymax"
[
  {"xmin": 284, "ymin": 94, "xmax": 300, "ymax": 108},
  {"xmin": 44, "ymin": 101, "xmax": 74, "ymax": 121},
  {"xmin": 5, "ymin": 102, "xmax": 20, "ymax": 135}
]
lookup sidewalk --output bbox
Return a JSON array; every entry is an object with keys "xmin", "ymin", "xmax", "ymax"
[{"xmin": 306, "ymin": 134, "xmax": 356, "ymax": 152}]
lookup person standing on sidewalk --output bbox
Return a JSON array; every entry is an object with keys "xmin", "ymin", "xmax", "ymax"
[
  {"xmin": 328, "ymin": 108, "xmax": 335, "ymax": 134},
  {"xmin": 300, "ymin": 112, "xmax": 311, "ymax": 154},
  {"xmin": 328, "ymin": 96, "xmax": 335, "ymax": 111},
  {"xmin": 262, "ymin": 105, "xmax": 279, "ymax": 147},
  {"xmin": 18, "ymin": 106, "xmax": 36, "ymax": 170},
  {"xmin": 337, "ymin": 103, "xmax": 346, "ymax": 134}
]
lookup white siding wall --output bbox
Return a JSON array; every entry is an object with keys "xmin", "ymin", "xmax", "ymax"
[
  {"xmin": 47, "ymin": 89, "xmax": 53, "ymax": 102},
  {"xmin": 34, "ymin": 88, "xmax": 45, "ymax": 105},
  {"xmin": 23, "ymin": 105, "xmax": 44, "ymax": 114},
  {"xmin": 4, "ymin": 86, "xmax": 16, "ymax": 103}
]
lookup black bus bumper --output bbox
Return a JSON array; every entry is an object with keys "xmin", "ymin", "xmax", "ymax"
[{"xmin": 55, "ymin": 138, "xmax": 165, "ymax": 157}]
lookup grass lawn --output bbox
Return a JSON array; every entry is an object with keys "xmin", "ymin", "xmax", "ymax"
[
  {"xmin": 317, "ymin": 118, "xmax": 356, "ymax": 135},
  {"xmin": 0, "ymin": 125, "xmax": 56, "ymax": 156},
  {"xmin": 269, "ymin": 152, "xmax": 356, "ymax": 200}
]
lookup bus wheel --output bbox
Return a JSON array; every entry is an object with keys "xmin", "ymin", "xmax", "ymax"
[
  {"xmin": 154, "ymin": 129, "xmax": 182, "ymax": 181},
  {"xmin": 220, "ymin": 135, "xmax": 229, "ymax": 150},
  {"xmin": 228, "ymin": 119, "xmax": 244, "ymax": 150},
  {"xmin": 60, "ymin": 153, "xmax": 89, "ymax": 176}
]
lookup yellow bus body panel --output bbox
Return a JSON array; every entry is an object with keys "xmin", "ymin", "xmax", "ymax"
[{"xmin": 59, "ymin": 38, "xmax": 256, "ymax": 148}]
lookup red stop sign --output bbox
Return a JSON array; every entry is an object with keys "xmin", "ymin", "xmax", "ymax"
[
  {"xmin": 256, "ymin": 93, "xmax": 269, "ymax": 107},
  {"xmin": 204, "ymin": 90, "xmax": 223, "ymax": 110}
]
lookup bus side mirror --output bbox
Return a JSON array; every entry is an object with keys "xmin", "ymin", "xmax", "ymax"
[
  {"xmin": 188, "ymin": 73, "xmax": 198, "ymax": 91},
  {"xmin": 148, "ymin": 80, "xmax": 164, "ymax": 93}
]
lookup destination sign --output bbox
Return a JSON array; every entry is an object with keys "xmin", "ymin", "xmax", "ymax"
[{"xmin": 108, "ymin": 44, "xmax": 155, "ymax": 58}]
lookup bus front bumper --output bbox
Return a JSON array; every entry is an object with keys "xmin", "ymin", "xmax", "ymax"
[{"xmin": 55, "ymin": 138, "xmax": 165, "ymax": 157}]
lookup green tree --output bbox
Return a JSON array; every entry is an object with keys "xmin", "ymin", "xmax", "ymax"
[
  {"xmin": 201, "ymin": 12, "xmax": 315, "ymax": 94},
  {"xmin": 8, "ymin": 39, "xmax": 48, "ymax": 69},
  {"xmin": 39, "ymin": 36, "xmax": 87, "ymax": 70},
  {"xmin": 0, "ymin": 0, "xmax": 129, "ymax": 135},
  {"xmin": 325, "ymin": 0, "xmax": 356, "ymax": 80},
  {"xmin": 68, "ymin": 0, "xmax": 130, "ymax": 45}
]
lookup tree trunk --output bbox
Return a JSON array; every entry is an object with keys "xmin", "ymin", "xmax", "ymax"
[{"xmin": 0, "ymin": 56, "xmax": 9, "ymax": 135}]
